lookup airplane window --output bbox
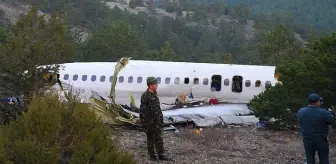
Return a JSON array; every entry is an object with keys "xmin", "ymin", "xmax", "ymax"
[
  {"xmin": 265, "ymin": 81, "xmax": 272, "ymax": 88},
  {"xmin": 255, "ymin": 80, "xmax": 261, "ymax": 87},
  {"xmin": 184, "ymin": 78, "xmax": 189, "ymax": 84},
  {"xmin": 91, "ymin": 75, "xmax": 96, "ymax": 82},
  {"xmin": 82, "ymin": 75, "xmax": 87, "ymax": 81},
  {"xmin": 63, "ymin": 74, "xmax": 69, "ymax": 80},
  {"xmin": 174, "ymin": 77, "xmax": 180, "ymax": 84},
  {"xmin": 165, "ymin": 77, "xmax": 170, "ymax": 84},
  {"xmin": 232, "ymin": 76, "xmax": 242, "ymax": 93},
  {"xmin": 203, "ymin": 78, "xmax": 208, "ymax": 85},
  {"xmin": 224, "ymin": 79, "xmax": 230, "ymax": 86},
  {"xmin": 100, "ymin": 76, "xmax": 106, "ymax": 82},
  {"xmin": 109, "ymin": 76, "xmax": 113, "ymax": 82},
  {"xmin": 73, "ymin": 74, "xmax": 78, "ymax": 81},
  {"xmin": 128, "ymin": 76, "xmax": 133, "ymax": 83},
  {"xmin": 193, "ymin": 78, "xmax": 199, "ymax": 84},
  {"xmin": 245, "ymin": 80, "xmax": 251, "ymax": 87},
  {"xmin": 119, "ymin": 76, "xmax": 124, "ymax": 83},
  {"xmin": 211, "ymin": 75, "xmax": 221, "ymax": 91},
  {"xmin": 156, "ymin": 77, "xmax": 161, "ymax": 84},
  {"xmin": 137, "ymin": 77, "xmax": 142, "ymax": 83}
]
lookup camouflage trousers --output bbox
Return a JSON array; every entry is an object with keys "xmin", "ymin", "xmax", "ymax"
[{"xmin": 145, "ymin": 127, "xmax": 165, "ymax": 157}]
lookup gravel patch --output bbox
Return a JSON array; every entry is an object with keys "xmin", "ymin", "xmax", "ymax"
[{"xmin": 114, "ymin": 127, "xmax": 336, "ymax": 164}]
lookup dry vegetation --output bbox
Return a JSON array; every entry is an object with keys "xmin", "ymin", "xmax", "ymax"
[{"xmin": 115, "ymin": 127, "xmax": 336, "ymax": 164}]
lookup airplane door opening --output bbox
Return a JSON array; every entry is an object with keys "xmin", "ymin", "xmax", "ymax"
[
  {"xmin": 211, "ymin": 75, "xmax": 221, "ymax": 91},
  {"xmin": 232, "ymin": 75, "xmax": 242, "ymax": 93}
]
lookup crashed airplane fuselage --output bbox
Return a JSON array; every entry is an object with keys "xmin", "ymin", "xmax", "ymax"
[
  {"xmin": 46, "ymin": 59, "xmax": 278, "ymax": 127},
  {"xmin": 55, "ymin": 60, "xmax": 277, "ymax": 105}
]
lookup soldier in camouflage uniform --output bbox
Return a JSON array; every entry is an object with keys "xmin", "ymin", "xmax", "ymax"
[{"xmin": 140, "ymin": 77, "xmax": 172, "ymax": 161}]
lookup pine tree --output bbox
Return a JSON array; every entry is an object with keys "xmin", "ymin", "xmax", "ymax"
[
  {"xmin": 249, "ymin": 32, "xmax": 336, "ymax": 130},
  {"xmin": 0, "ymin": 7, "xmax": 76, "ymax": 98}
]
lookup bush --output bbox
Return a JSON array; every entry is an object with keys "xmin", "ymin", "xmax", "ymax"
[
  {"xmin": 0, "ymin": 102, "xmax": 26, "ymax": 125},
  {"xmin": 248, "ymin": 84, "xmax": 300, "ymax": 130},
  {"xmin": 249, "ymin": 32, "xmax": 336, "ymax": 130},
  {"xmin": 0, "ymin": 93, "xmax": 135, "ymax": 164}
]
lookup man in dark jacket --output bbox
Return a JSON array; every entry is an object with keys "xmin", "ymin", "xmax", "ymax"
[
  {"xmin": 296, "ymin": 93, "xmax": 335, "ymax": 164},
  {"xmin": 139, "ymin": 77, "xmax": 171, "ymax": 161},
  {"xmin": 319, "ymin": 97, "xmax": 335, "ymax": 137}
]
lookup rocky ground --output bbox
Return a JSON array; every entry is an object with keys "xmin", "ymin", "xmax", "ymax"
[{"xmin": 114, "ymin": 126, "xmax": 336, "ymax": 164}]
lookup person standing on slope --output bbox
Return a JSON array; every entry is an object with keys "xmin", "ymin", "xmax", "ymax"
[
  {"xmin": 296, "ymin": 93, "xmax": 335, "ymax": 164},
  {"xmin": 139, "ymin": 77, "xmax": 172, "ymax": 161}
]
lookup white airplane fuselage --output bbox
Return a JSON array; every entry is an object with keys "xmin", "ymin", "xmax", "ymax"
[{"xmin": 57, "ymin": 60, "xmax": 277, "ymax": 104}]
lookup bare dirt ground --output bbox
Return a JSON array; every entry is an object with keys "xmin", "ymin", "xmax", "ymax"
[{"xmin": 114, "ymin": 127, "xmax": 336, "ymax": 164}]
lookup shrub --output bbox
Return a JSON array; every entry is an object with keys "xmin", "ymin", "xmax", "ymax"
[
  {"xmin": 248, "ymin": 84, "xmax": 303, "ymax": 130},
  {"xmin": 249, "ymin": 32, "xmax": 336, "ymax": 130},
  {"xmin": 0, "ymin": 93, "xmax": 135, "ymax": 164}
]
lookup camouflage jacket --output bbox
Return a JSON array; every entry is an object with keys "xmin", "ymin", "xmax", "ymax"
[{"xmin": 139, "ymin": 89, "xmax": 164, "ymax": 128}]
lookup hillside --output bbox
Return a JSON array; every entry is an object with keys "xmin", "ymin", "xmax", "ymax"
[
  {"xmin": 0, "ymin": 0, "xmax": 311, "ymax": 64},
  {"xmin": 0, "ymin": 0, "xmax": 256, "ymax": 42},
  {"xmin": 1, "ymin": 1, "xmax": 336, "ymax": 163},
  {"xmin": 226, "ymin": 0, "xmax": 336, "ymax": 32},
  {"xmin": 0, "ymin": 1, "xmax": 28, "ymax": 24}
]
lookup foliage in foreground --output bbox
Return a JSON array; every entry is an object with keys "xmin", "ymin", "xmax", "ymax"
[
  {"xmin": 249, "ymin": 32, "xmax": 336, "ymax": 130},
  {"xmin": 0, "ymin": 93, "xmax": 135, "ymax": 164},
  {"xmin": 0, "ymin": 7, "xmax": 76, "ymax": 99}
]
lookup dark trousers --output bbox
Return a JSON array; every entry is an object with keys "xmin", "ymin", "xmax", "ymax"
[
  {"xmin": 303, "ymin": 136, "xmax": 329, "ymax": 164},
  {"xmin": 145, "ymin": 127, "xmax": 164, "ymax": 157}
]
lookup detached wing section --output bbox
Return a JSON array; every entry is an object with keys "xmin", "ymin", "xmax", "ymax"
[{"xmin": 162, "ymin": 104, "xmax": 258, "ymax": 127}]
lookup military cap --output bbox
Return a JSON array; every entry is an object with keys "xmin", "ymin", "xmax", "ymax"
[
  {"xmin": 147, "ymin": 77, "xmax": 157, "ymax": 85},
  {"xmin": 147, "ymin": 76, "xmax": 157, "ymax": 85}
]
